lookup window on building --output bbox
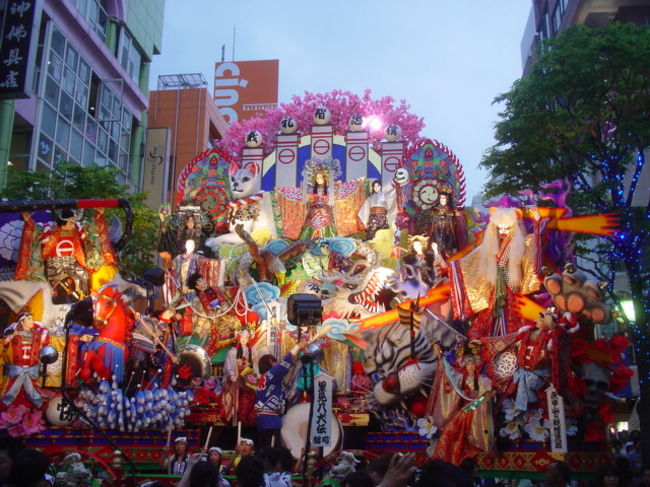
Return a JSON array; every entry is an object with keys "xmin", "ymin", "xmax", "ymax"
[
  {"xmin": 37, "ymin": 22, "xmax": 136, "ymax": 182},
  {"xmin": 118, "ymin": 28, "xmax": 142, "ymax": 84}
]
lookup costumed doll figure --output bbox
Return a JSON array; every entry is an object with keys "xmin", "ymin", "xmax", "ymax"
[
  {"xmin": 222, "ymin": 328, "xmax": 257, "ymax": 425},
  {"xmin": 15, "ymin": 209, "xmax": 116, "ymax": 303},
  {"xmin": 429, "ymin": 187, "xmax": 466, "ymax": 258},
  {"xmin": 402, "ymin": 235, "xmax": 437, "ymax": 287},
  {"xmin": 449, "ymin": 208, "xmax": 543, "ymax": 338},
  {"xmin": 186, "ymin": 272, "xmax": 227, "ymax": 339},
  {"xmin": 433, "ymin": 346, "xmax": 494, "ymax": 465},
  {"xmin": 299, "ymin": 161, "xmax": 339, "ymax": 240},
  {"xmin": 176, "ymin": 211, "xmax": 207, "ymax": 255},
  {"xmin": 358, "ymin": 180, "xmax": 395, "ymax": 240},
  {"xmin": 1, "ymin": 313, "xmax": 49, "ymax": 408}
]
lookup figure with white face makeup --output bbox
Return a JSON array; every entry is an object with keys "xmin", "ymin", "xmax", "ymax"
[{"xmin": 448, "ymin": 207, "xmax": 543, "ymax": 338}]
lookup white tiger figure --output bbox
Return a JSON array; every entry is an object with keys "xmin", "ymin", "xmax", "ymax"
[
  {"xmin": 362, "ymin": 312, "xmax": 459, "ymax": 406},
  {"xmin": 205, "ymin": 161, "xmax": 276, "ymax": 248}
]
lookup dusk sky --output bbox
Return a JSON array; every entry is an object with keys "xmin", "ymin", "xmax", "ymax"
[{"xmin": 149, "ymin": 1, "xmax": 533, "ymax": 201}]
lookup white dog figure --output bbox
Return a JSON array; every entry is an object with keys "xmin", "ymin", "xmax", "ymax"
[
  {"xmin": 329, "ymin": 451, "xmax": 360, "ymax": 480},
  {"xmin": 205, "ymin": 161, "xmax": 277, "ymax": 248}
]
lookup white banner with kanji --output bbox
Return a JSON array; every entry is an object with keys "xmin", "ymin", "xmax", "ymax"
[
  {"xmin": 546, "ymin": 385, "xmax": 568, "ymax": 453},
  {"xmin": 310, "ymin": 371, "xmax": 334, "ymax": 447}
]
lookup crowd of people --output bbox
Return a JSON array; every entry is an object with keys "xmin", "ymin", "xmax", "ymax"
[{"xmin": 2, "ymin": 429, "xmax": 650, "ymax": 487}]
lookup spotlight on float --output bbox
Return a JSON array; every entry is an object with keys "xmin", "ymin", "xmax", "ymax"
[
  {"xmin": 363, "ymin": 115, "xmax": 382, "ymax": 132},
  {"xmin": 287, "ymin": 293, "xmax": 323, "ymax": 329}
]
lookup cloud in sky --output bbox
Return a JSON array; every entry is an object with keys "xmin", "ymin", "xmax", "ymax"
[{"xmin": 149, "ymin": 0, "xmax": 532, "ymax": 200}]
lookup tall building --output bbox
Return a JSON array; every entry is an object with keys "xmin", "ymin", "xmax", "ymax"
[
  {"xmin": 148, "ymin": 73, "xmax": 229, "ymax": 206},
  {"xmin": 521, "ymin": 0, "xmax": 650, "ymax": 74},
  {"xmin": 2, "ymin": 0, "xmax": 165, "ymax": 189}
]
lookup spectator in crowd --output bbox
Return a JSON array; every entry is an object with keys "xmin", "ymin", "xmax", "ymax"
[
  {"xmin": 594, "ymin": 463, "xmax": 626, "ymax": 487},
  {"xmin": 411, "ymin": 459, "xmax": 473, "ymax": 487},
  {"xmin": 236, "ymin": 456, "xmax": 265, "ymax": 487},
  {"xmin": 640, "ymin": 466, "xmax": 650, "ymax": 487},
  {"xmin": 544, "ymin": 461, "xmax": 572, "ymax": 487},
  {"xmin": 0, "ymin": 437, "xmax": 22, "ymax": 487},
  {"xmin": 9, "ymin": 448, "xmax": 50, "ymax": 487},
  {"xmin": 206, "ymin": 447, "xmax": 230, "ymax": 487},
  {"xmin": 262, "ymin": 446, "xmax": 294, "ymax": 487},
  {"xmin": 342, "ymin": 471, "xmax": 374, "ymax": 487},
  {"xmin": 368, "ymin": 453, "xmax": 395, "ymax": 486}
]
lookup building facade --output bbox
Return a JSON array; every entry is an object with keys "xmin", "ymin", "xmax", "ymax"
[
  {"xmin": 3, "ymin": 0, "xmax": 164, "ymax": 189},
  {"xmin": 148, "ymin": 73, "xmax": 229, "ymax": 206},
  {"xmin": 521, "ymin": 0, "xmax": 650, "ymax": 74}
]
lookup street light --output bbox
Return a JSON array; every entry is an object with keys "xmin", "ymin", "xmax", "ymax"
[{"xmin": 621, "ymin": 298, "xmax": 636, "ymax": 322}]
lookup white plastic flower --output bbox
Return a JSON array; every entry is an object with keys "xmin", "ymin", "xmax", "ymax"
[
  {"xmin": 525, "ymin": 421, "xmax": 549, "ymax": 441},
  {"xmin": 499, "ymin": 421, "xmax": 522, "ymax": 440},
  {"xmin": 501, "ymin": 399, "xmax": 521, "ymax": 422},
  {"xmin": 417, "ymin": 417, "xmax": 437, "ymax": 439},
  {"xmin": 567, "ymin": 423, "xmax": 578, "ymax": 436}
]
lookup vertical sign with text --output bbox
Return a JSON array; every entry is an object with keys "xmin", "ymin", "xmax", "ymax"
[
  {"xmin": 213, "ymin": 60, "xmax": 279, "ymax": 124},
  {"xmin": 0, "ymin": 0, "xmax": 40, "ymax": 98},
  {"xmin": 310, "ymin": 371, "xmax": 334, "ymax": 447},
  {"xmin": 143, "ymin": 127, "xmax": 170, "ymax": 209},
  {"xmin": 546, "ymin": 385, "xmax": 568, "ymax": 454}
]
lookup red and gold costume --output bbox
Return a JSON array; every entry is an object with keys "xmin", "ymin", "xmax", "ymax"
[{"xmin": 1, "ymin": 323, "xmax": 49, "ymax": 407}]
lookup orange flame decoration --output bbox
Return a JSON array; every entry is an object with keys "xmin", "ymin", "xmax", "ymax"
[
  {"xmin": 513, "ymin": 294, "xmax": 546, "ymax": 321},
  {"xmin": 536, "ymin": 208, "xmax": 620, "ymax": 237},
  {"xmin": 352, "ymin": 284, "xmax": 451, "ymax": 333}
]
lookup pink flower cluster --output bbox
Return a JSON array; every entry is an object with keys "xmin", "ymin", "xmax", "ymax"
[
  {"xmin": 217, "ymin": 89, "xmax": 426, "ymax": 158},
  {"xmin": 0, "ymin": 404, "xmax": 46, "ymax": 437}
]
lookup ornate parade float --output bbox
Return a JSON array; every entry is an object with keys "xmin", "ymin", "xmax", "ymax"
[{"xmin": 0, "ymin": 91, "xmax": 629, "ymax": 484}]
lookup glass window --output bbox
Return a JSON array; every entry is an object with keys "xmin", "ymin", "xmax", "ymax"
[
  {"xmin": 44, "ymin": 76, "xmax": 59, "ymax": 106},
  {"xmin": 110, "ymin": 120, "xmax": 119, "ymax": 139},
  {"xmin": 120, "ymin": 131, "xmax": 129, "ymax": 151},
  {"xmin": 96, "ymin": 153, "xmax": 108, "ymax": 167},
  {"xmin": 59, "ymin": 92, "xmax": 73, "ymax": 120},
  {"xmin": 65, "ymin": 46, "xmax": 78, "ymax": 71},
  {"xmin": 70, "ymin": 129, "xmax": 83, "ymax": 161},
  {"xmin": 48, "ymin": 52, "xmax": 63, "ymax": 82},
  {"xmin": 83, "ymin": 140, "xmax": 94, "ymax": 166},
  {"xmin": 54, "ymin": 145, "xmax": 66, "ymax": 163},
  {"xmin": 119, "ymin": 151, "xmax": 128, "ymax": 170},
  {"xmin": 51, "ymin": 27, "xmax": 65, "ymax": 58},
  {"xmin": 85, "ymin": 117, "xmax": 97, "ymax": 143},
  {"xmin": 108, "ymin": 138, "xmax": 117, "ymax": 162},
  {"xmin": 128, "ymin": 46, "xmax": 141, "ymax": 82},
  {"xmin": 97, "ymin": 127, "xmax": 107, "ymax": 154},
  {"xmin": 78, "ymin": 59, "xmax": 90, "ymax": 85},
  {"xmin": 38, "ymin": 134, "xmax": 54, "ymax": 164},
  {"xmin": 73, "ymin": 103, "xmax": 85, "ymax": 132},
  {"xmin": 75, "ymin": 83, "xmax": 88, "ymax": 107},
  {"xmin": 41, "ymin": 103, "xmax": 57, "ymax": 138},
  {"xmin": 121, "ymin": 108, "xmax": 131, "ymax": 130},
  {"xmin": 37, "ymin": 161, "xmax": 51, "ymax": 173},
  {"xmin": 55, "ymin": 117, "xmax": 70, "ymax": 148},
  {"xmin": 62, "ymin": 67, "xmax": 75, "ymax": 95}
]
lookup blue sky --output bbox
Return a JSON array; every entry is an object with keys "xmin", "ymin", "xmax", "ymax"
[{"xmin": 149, "ymin": 1, "xmax": 532, "ymax": 201}]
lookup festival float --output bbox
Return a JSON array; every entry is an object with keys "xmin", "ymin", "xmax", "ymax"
[{"xmin": 0, "ymin": 91, "xmax": 630, "ymax": 484}]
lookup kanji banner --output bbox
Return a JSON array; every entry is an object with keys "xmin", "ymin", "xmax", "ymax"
[
  {"xmin": 0, "ymin": 0, "xmax": 40, "ymax": 98},
  {"xmin": 310, "ymin": 371, "xmax": 334, "ymax": 447}
]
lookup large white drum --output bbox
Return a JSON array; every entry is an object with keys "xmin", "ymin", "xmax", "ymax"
[{"xmin": 281, "ymin": 402, "xmax": 342, "ymax": 459}]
